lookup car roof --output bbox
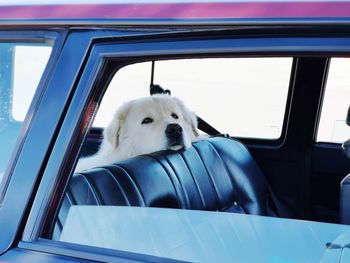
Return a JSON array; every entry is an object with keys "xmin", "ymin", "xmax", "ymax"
[{"xmin": 1, "ymin": 0, "xmax": 350, "ymax": 26}]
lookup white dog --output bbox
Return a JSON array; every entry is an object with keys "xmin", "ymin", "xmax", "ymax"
[{"xmin": 75, "ymin": 94, "xmax": 199, "ymax": 172}]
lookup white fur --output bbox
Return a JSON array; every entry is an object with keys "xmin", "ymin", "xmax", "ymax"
[{"xmin": 75, "ymin": 94, "xmax": 199, "ymax": 172}]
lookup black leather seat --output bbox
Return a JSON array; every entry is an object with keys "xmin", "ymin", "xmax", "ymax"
[
  {"xmin": 339, "ymin": 107, "xmax": 350, "ymax": 224},
  {"xmin": 340, "ymin": 175, "xmax": 350, "ymax": 224},
  {"xmin": 53, "ymin": 137, "xmax": 286, "ymax": 239}
]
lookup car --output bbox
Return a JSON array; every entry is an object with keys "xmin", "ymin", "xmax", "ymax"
[{"xmin": 0, "ymin": 0, "xmax": 350, "ymax": 262}]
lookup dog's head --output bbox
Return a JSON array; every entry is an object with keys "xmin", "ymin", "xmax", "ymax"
[{"xmin": 102, "ymin": 94, "xmax": 199, "ymax": 159}]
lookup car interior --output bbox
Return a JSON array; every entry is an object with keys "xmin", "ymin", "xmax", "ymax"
[{"xmin": 46, "ymin": 56, "xmax": 350, "ymax": 241}]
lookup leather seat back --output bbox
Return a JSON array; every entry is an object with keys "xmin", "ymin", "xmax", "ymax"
[
  {"xmin": 340, "ymin": 174, "xmax": 350, "ymax": 224},
  {"xmin": 53, "ymin": 137, "xmax": 279, "ymax": 239}
]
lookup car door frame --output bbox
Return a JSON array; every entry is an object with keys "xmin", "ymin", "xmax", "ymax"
[{"xmin": 4, "ymin": 26, "xmax": 350, "ymax": 261}]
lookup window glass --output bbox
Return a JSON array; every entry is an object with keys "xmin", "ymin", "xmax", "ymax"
[
  {"xmin": 54, "ymin": 57, "xmax": 293, "ymax": 260},
  {"xmin": 317, "ymin": 58, "xmax": 350, "ymax": 143},
  {"xmin": 12, "ymin": 46, "xmax": 52, "ymax": 120},
  {"xmin": 94, "ymin": 58, "xmax": 292, "ymax": 139},
  {"xmin": 0, "ymin": 43, "xmax": 52, "ymax": 182}
]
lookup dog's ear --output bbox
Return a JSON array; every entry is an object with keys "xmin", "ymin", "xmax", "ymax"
[
  {"xmin": 103, "ymin": 103, "xmax": 130, "ymax": 149},
  {"xmin": 174, "ymin": 97, "xmax": 199, "ymax": 137}
]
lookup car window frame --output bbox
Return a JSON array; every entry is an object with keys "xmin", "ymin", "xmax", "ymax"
[
  {"xmin": 0, "ymin": 32, "xmax": 61, "ymax": 199},
  {"xmin": 0, "ymin": 30, "xmax": 67, "ymax": 195},
  {"xmin": 0, "ymin": 29, "xmax": 68, "ymax": 254},
  {"xmin": 17, "ymin": 30, "xmax": 350, "ymax": 261}
]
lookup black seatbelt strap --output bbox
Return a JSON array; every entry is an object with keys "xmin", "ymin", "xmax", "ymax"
[
  {"xmin": 197, "ymin": 116, "xmax": 221, "ymax": 136},
  {"xmin": 150, "ymin": 61, "xmax": 171, "ymax": 95}
]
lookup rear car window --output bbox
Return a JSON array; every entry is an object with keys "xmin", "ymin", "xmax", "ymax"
[
  {"xmin": 0, "ymin": 43, "xmax": 51, "ymax": 182},
  {"xmin": 93, "ymin": 58, "xmax": 293, "ymax": 139},
  {"xmin": 317, "ymin": 58, "xmax": 350, "ymax": 143}
]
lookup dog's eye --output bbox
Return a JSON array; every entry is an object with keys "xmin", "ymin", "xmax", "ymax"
[
  {"xmin": 171, "ymin": 113, "xmax": 179, "ymax": 119},
  {"xmin": 141, "ymin": 117, "xmax": 153, "ymax": 124}
]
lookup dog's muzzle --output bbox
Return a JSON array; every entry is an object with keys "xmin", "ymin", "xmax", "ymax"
[{"xmin": 166, "ymin": 123, "xmax": 184, "ymax": 150}]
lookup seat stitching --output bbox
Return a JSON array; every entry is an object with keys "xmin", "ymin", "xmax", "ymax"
[
  {"xmin": 111, "ymin": 164, "xmax": 146, "ymax": 207},
  {"xmin": 80, "ymin": 173, "xmax": 103, "ymax": 205},
  {"xmin": 207, "ymin": 139, "xmax": 249, "ymax": 213},
  {"xmin": 100, "ymin": 167, "xmax": 131, "ymax": 206},
  {"xmin": 178, "ymin": 150, "xmax": 207, "ymax": 208},
  {"xmin": 145, "ymin": 153, "xmax": 186, "ymax": 209},
  {"xmin": 206, "ymin": 140, "xmax": 236, "ymax": 196},
  {"xmin": 192, "ymin": 143, "xmax": 220, "ymax": 208},
  {"xmin": 184, "ymin": 145, "xmax": 219, "ymax": 210}
]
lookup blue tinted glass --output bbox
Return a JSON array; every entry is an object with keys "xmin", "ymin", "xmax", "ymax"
[{"xmin": 0, "ymin": 43, "xmax": 51, "ymax": 182}]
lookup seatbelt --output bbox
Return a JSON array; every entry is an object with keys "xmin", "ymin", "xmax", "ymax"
[
  {"xmin": 149, "ymin": 61, "xmax": 171, "ymax": 95},
  {"xmin": 197, "ymin": 117, "xmax": 221, "ymax": 136}
]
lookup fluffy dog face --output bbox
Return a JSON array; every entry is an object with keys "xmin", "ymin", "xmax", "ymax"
[{"xmin": 102, "ymin": 94, "xmax": 199, "ymax": 160}]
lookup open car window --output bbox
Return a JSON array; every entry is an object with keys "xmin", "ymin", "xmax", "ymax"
[
  {"xmin": 93, "ymin": 58, "xmax": 293, "ymax": 139},
  {"xmin": 50, "ymin": 56, "xmax": 295, "ymax": 256}
]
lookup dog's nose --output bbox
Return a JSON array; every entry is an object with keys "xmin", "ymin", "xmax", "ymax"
[{"xmin": 166, "ymin": 123, "xmax": 183, "ymax": 138}]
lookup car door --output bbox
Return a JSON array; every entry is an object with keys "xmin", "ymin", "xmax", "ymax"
[{"xmin": 2, "ymin": 27, "xmax": 350, "ymax": 262}]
